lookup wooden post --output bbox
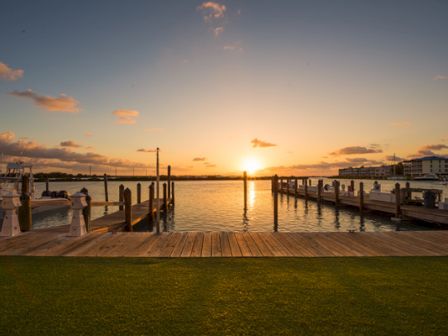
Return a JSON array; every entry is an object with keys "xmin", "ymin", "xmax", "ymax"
[
  {"xmin": 167, "ymin": 165, "xmax": 171, "ymax": 201},
  {"xmin": 243, "ymin": 171, "xmax": 247, "ymax": 210},
  {"xmin": 317, "ymin": 179, "xmax": 323, "ymax": 203},
  {"xmin": 148, "ymin": 183, "xmax": 154, "ymax": 225},
  {"xmin": 171, "ymin": 182, "xmax": 175, "ymax": 206},
  {"xmin": 45, "ymin": 177, "xmax": 49, "ymax": 193},
  {"xmin": 309, "ymin": 179, "xmax": 312, "ymax": 186},
  {"xmin": 124, "ymin": 188, "xmax": 132, "ymax": 232},
  {"xmin": 273, "ymin": 175, "xmax": 278, "ymax": 230},
  {"xmin": 103, "ymin": 174, "xmax": 109, "ymax": 202},
  {"xmin": 163, "ymin": 183, "xmax": 167, "ymax": 210},
  {"xmin": 137, "ymin": 183, "xmax": 142, "ymax": 204},
  {"xmin": 405, "ymin": 182, "xmax": 410, "ymax": 203},
  {"xmin": 304, "ymin": 178, "xmax": 308, "ymax": 199},
  {"xmin": 395, "ymin": 183, "xmax": 401, "ymax": 218},
  {"xmin": 118, "ymin": 184, "xmax": 124, "ymax": 211},
  {"xmin": 21, "ymin": 175, "xmax": 30, "ymax": 195},
  {"xmin": 294, "ymin": 178, "xmax": 298, "ymax": 197},
  {"xmin": 359, "ymin": 182, "xmax": 364, "ymax": 214},
  {"xmin": 18, "ymin": 194, "xmax": 32, "ymax": 231},
  {"xmin": 85, "ymin": 194, "xmax": 91, "ymax": 232},
  {"xmin": 335, "ymin": 180, "xmax": 340, "ymax": 206},
  {"xmin": 350, "ymin": 180, "xmax": 355, "ymax": 194}
]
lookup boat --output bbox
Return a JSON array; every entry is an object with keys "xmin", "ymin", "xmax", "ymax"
[
  {"xmin": 1, "ymin": 162, "xmax": 70, "ymax": 218},
  {"xmin": 413, "ymin": 173, "xmax": 440, "ymax": 181}
]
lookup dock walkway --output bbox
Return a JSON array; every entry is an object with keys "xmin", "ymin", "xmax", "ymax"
[{"xmin": 1, "ymin": 229, "xmax": 447, "ymax": 257}]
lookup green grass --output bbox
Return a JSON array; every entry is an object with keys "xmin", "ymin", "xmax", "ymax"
[{"xmin": 0, "ymin": 257, "xmax": 447, "ymax": 336}]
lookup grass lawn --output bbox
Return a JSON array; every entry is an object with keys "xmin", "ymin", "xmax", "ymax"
[{"xmin": 0, "ymin": 257, "xmax": 447, "ymax": 335}]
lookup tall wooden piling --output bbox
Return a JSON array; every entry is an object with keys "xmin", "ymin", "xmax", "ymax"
[
  {"xmin": 137, "ymin": 183, "xmax": 142, "ymax": 204},
  {"xmin": 304, "ymin": 178, "xmax": 308, "ymax": 199},
  {"xmin": 148, "ymin": 183, "xmax": 154, "ymax": 225},
  {"xmin": 294, "ymin": 178, "xmax": 298, "ymax": 197},
  {"xmin": 273, "ymin": 175, "xmax": 279, "ymax": 229},
  {"xmin": 18, "ymin": 194, "xmax": 32, "ymax": 231},
  {"xmin": 335, "ymin": 180, "xmax": 340, "ymax": 206},
  {"xmin": 350, "ymin": 180, "xmax": 355, "ymax": 194},
  {"xmin": 309, "ymin": 179, "xmax": 312, "ymax": 186},
  {"xmin": 45, "ymin": 177, "xmax": 49, "ymax": 193},
  {"xmin": 171, "ymin": 182, "xmax": 175, "ymax": 205},
  {"xmin": 124, "ymin": 188, "xmax": 132, "ymax": 232},
  {"xmin": 21, "ymin": 175, "xmax": 30, "ymax": 195},
  {"xmin": 163, "ymin": 183, "xmax": 167, "ymax": 211},
  {"xmin": 118, "ymin": 184, "xmax": 124, "ymax": 211},
  {"xmin": 395, "ymin": 183, "xmax": 401, "ymax": 218},
  {"xmin": 167, "ymin": 165, "xmax": 171, "ymax": 200},
  {"xmin": 405, "ymin": 182, "xmax": 411, "ymax": 203},
  {"xmin": 359, "ymin": 182, "xmax": 364, "ymax": 214},
  {"xmin": 103, "ymin": 174, "xmax": 109, "ymax": 202},
  {"xmin": 243, "ymin": 171, "xmax": 248, "ymax": 210},
  {"xmin": 317, "ymin": 179, "xmax": 323, "ymax": 203}
]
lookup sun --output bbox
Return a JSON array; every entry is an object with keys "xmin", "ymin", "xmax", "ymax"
[{"xmin": 242, "ymin": 157, "xmax": 262, "ymax": 175}]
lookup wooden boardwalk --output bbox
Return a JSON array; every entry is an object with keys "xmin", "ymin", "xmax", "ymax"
[{"xmin": 1, "ymin": 229, "xmax": 447, "ymax": 257}]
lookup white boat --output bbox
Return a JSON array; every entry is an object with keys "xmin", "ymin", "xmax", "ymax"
[
  {"xmin": 1, "ymin": 162, "xmax": 70, "ymax": 215},
  {"xmin": 413, "ymin": 173, "xmax": 439, "ymax": 181}
]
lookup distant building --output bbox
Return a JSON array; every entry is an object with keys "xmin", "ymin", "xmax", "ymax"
[
  {"xmin": 403, "ymin": 156, "xmax": 448, "ymax": 177},
  {"xmin": 339, "ymin": 165, "xmax": 395, "ymax": 178}
]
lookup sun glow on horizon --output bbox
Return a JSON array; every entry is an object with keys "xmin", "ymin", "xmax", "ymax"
[{"xmin": 242, "ymin": 157, "xmax": 262, "ymax": 175}]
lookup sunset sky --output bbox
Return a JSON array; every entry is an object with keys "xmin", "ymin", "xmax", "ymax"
[{"xmin": 1, "ymin": 0, "xmax": 447, "ymax": 176}]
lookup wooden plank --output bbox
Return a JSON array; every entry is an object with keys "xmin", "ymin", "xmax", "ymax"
[
  {"xmin": 147, "ymin": 233, "xmax": 173, "ymax": 257},
  {"xmin": 180, "ymin": 232, "xmax": 197, "ymax": 257},
  {"xmin": 234, "ymin": 232, "xmax": 252, "ymax": 256},
  {"xmin": 211, "ymin": 232, "xmax": 222, "ymax": 257},
  {"xmin": 158, "ymin": 232, "xmax": 184, "ymax": 257},
  {"xmin": 248, "ymin": 232, "xmax": 274, "ymax": 256},
  {"xmin": 220, "ymin": 232, "xmax": 232, "ymax": 257},
  {"xmin": 201, "ymin": 232, "xmax": 212, "ymax": 257},
  {"xmin": 190, "ymin": 232, "xmax": 204, "ymax": 257},
  {"xmin": 170, "ymin": 233, "xmax": 188, "ymax": 257},
  {"xmin": 227, "ymin": 232, "xmax": 242, "ymax": 257},
  {"xmin": 243, "ymin": 233, "xmax": 263, "ymax": 257}
]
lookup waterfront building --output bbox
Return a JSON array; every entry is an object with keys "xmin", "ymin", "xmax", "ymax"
[{"xmin": 403, "ymin": 156, "xmax": 448, "ymax": 178}]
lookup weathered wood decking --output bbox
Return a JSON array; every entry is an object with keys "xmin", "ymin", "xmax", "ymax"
[{"xmin": 1, "ymin": 228, "xmax": 447, "ymax": 257}]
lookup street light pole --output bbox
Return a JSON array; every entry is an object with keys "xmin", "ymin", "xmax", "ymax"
[{"xmin": 155, "ymin": 147, "xmax": 160, "ymax": 234}]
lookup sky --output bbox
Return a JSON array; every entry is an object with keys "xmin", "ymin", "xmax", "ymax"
[{"xmin": 0, "ymin": 0, "xmax": 447, "ymax": 176}]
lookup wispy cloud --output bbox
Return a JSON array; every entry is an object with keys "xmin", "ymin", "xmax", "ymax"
[
  {"xmin": 10, "ymin": 89, "xmax": 79, "ymax": 112},
  {"xmin": 137, "ymin": 148, "xmax": 156, "ymax": 153},
  {"xmin": 60, "ymin": 140, "xmax": 82, "ymax": 148},
  {"xmin": 389, "ymin": 121, "xmax": 412, "ymax": 129},
  {"xmin": 197, "ymin": 1, "xmax": 226, "ymax": 22},
  {"xmin": 433, "ymin": 75, "xmax": 448, "ymax": 81},
  {"xmin": 408, "ymin": 144, "xmax": 448, "ymax": 158},
  {"xmin": 385, "ymin": 155, "xmax": 405, "ymax": 161},
  {"xmin": 330, "ymin": 146, "xmax": 382, "ymax": 156},
  {"xmin": 113, "ymin": 109, "xmax": 139, "ymax": 125},
  {"xmin": 213, "ymin": 26, "xmax": 224, "ymax": 37},
  {"xmin": 204, "ymin": 162, "xmax": 216, "ymax": 168},
  {"xmin": 0, "ymin": 61, "xmax": 24, "ymax": 81},
  {"xmin": 193, "ymin": 157, "xmax": 207, "ymax": 161},
  {"xmin": 223, "ymin": 41, "xmax": 244, "ymax": 52},
  {"xmin": 251, "ymin": 138, "xmax": 277, "ymax": 148}
]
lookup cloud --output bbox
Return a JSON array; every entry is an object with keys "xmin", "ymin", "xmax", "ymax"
[
  {"xmin": 251, "ymin": 138, "xmax": 277, "ymax": 148},
  {"xmin": 421, "ymin": 144, "xmax": 448, "ymax": 151},
  {"xmin": 197, "ymin": 2, "xmax": 226, "ymax": 21},
  {"xmin": 433, "ymin": 75, "xmax": 448, "ymax": 81},
  {"xmin": 0, "ymin": 62, "xmax": 24, "ymax": 80},
  {"xmin": 10, "ymin": 89, "xmax": 79, "ymax": 112},
  {"xmin": 113, "ymin": 109, "xmax": 139, "ymax": 125},
  {"xmin": 193, "ymin": 157, "xmax": 207, "ymax": 161},
  {"xmin": 330, "ymin": 146, "xmax": 382, "ymax": 156},
  {"xmin": 408, "ymin": 144, "xmax": 448, "ymax": 158},
  {"xmin": 84, "ymin": 131, "xmax": 93, "ymax": 137},
  {"xmin": 389, "ymin": 121, "xmax": 412, "ymax": 129},
  {"xmin": 204, "ymin": 162, "xmax": 216, "ymax": 168},
  {"xmin": 137, "ymin": 148, "xmax": 156, "ymax": 153},
  {"xmin": 60, "ymin": 140, "xmax": 82, "ymax": 148},
  {"xmin": 0, "ymin": 131, "xmax": 147, "ymax": 169},
  {"xmin": 223, "ymin": 41, "xmax": 244, "ymax": 52},
  {"xmin": 213, "ymin": 26, "xmax": 224, "ymax": 37}
]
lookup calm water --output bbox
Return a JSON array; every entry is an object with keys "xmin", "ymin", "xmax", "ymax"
[{"xmin": 31, "ymin": 179, "xmax": 447, "ymax": 232}]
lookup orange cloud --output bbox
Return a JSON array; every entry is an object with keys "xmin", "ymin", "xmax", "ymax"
[
  {"xmin": 60, "ymin": 140, "xmax": 82, "ymax": 148},
  {"xmin": 113, "ymin": 109, "xmax": 139, "ymax": 125},
  {"xmin": 10, "ymin": 89, "xmax": 79, "ymax": 112},
  {"xmin": 0, "ymin": 62, "xmax": 24, "ymax": 80},
  {"xmin": 330, "ymin": 146, "xmax": 382, "ymax": 156},
  {"xmin": 137, "ymin": 148, "xmax": 156, "ymax": 153},
  {"xmin": 251, "ymin": 138, "xmax": 277, "ymax": 148},
  {"xmin": 197, "ymin": 2, "xmax": 226, "ymax": 21},
  {"xmin": 193, "ymin": 157, "xmax": 207, "ymax": 161}
]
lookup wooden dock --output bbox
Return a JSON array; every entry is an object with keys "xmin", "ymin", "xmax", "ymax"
[
  {"xmin": 275, "ymin": 177, "xmax": 448, "ymax": 225},
  {"xmin": 0, "ymin": 229, "xmax": 447, "ymax": 257}
]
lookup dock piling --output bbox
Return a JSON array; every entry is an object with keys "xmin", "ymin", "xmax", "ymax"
[
  {"xmin": 68, "ymin": 193, "xmax": 88, "ymax": 237},
  {"xmin": 273, "ymin": 175, "xmax": 279, "ymax": 231},
  {"xmin": 118, "ymin": 184, "xmax": 124, "ymax": 211},
  {"xmin": 359, "ymin": 182, "xmax": 364, "ymax": 214},
  {"xmin": 335, "ymin": 180, "xmax": 340, "ymax": 206},
  {"xmin": 103, "ymin": 174, "xmax": 109, "ymax": 202},
  {"xmin": 0, "ymin": 192, "xmax": 21, "ymax": 237},
  {"xmin": 137, "ymin": 183, "xmax": 142, "ymax": 204},
  {"xmin": 171, "ymin": 182, "xmax": 175, "ymax": 205},
  {"xmin": 18, "ymin": 194, "xmax": 32, "ymax": 231},
  {"xmin": 304, "ymin": 178, "xmax": 308, "ymax": 199},
  {"xmin": 148, "ymin": 183, "xmax": 154, "ymax": 227},
  {"xmin": 243, "ymin": 171, "xmax": 248, "ymax": 210},
  {"xmin": 124, "ymin": 188, "xmax": 132, "ymax": 232},
  {"xmin": 167, "ymin": 165, "xmax": 171, "ymax": 200},
  {"xmin": 163, "ymin": 183, "xmax": 167, "ymax": 211},
  {"xmin": 317, "ymin": 179, "xmax": 323, "ymax": 203},
  {"xmin": 395, "ymin": 183, "xmax": 401, "ymax": 219}
]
